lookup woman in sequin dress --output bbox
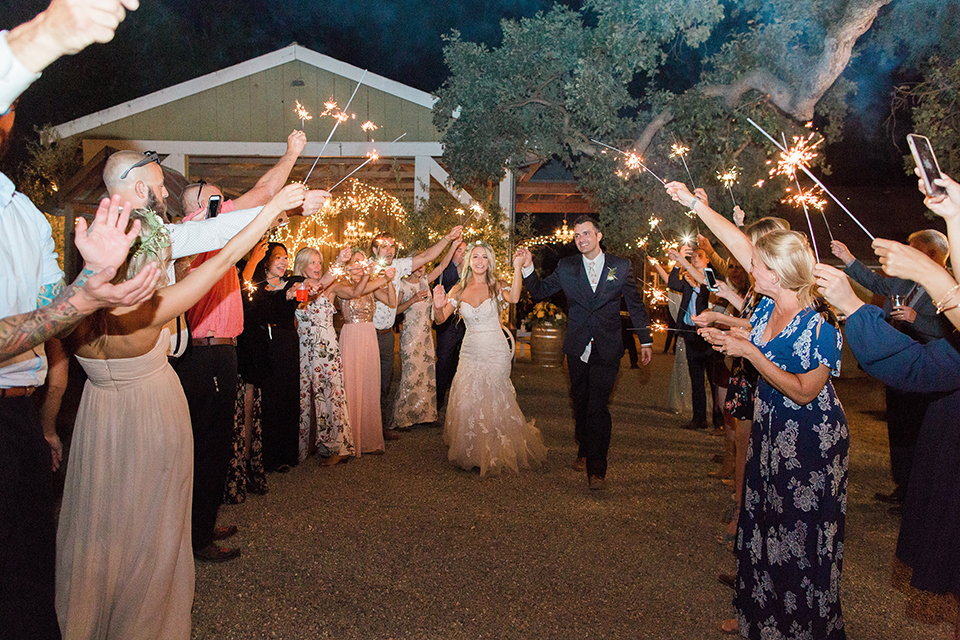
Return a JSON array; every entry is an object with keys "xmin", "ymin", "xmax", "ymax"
[{"xmin": 338, "ymin": 250, "xmax": 396, "ymax": 456}]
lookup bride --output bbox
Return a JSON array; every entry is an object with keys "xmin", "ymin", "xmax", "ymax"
[{"xmin": 433, "ymin": 242, "xmax": 547, "ymax": 476}]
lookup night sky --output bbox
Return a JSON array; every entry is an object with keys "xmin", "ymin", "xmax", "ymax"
[{"xmin": 0, "ymin": 0, "xmax": 920, "ymax": 192}]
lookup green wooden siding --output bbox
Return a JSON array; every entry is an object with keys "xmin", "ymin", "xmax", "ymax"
[{"xmin": 81, "ymin": 61, "xmax": 440, "ymax": 143}]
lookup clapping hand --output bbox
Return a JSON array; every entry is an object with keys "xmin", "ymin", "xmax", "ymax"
[
  {"xmin": 75, "ymin": 195, "xmax": 141, "ymax": 274},
  {"xmin": 699, "ymin": 326, "xmax": 754, "ymax": 358}
]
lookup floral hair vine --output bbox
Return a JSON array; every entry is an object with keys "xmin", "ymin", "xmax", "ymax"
[{"xmin": 129, "ymin": 208, "xmax": 171, "ymax": 261}]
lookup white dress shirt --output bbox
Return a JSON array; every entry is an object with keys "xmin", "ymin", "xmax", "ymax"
[
  {"xmin": 373, "ymin": 256, "xmax": 412, "ymax": 330},
  {"xmin": 579, "ymin": 252, "xmax": 605, "ymax": 362},
  {"xmin": 0, "ymin": 32, "xmax": 40, "ymax": 114},
  {"xmin": 163, "ymin": 206, "xmax": 261, "ymax": 281},
  {"xmin": 0, "ymin": 173, "xmax": 64, "ymax": 386}
]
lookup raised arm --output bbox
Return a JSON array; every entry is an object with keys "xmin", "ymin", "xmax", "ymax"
[
  {"xmin": 665, "ymin": 181, "xmax": 754, "ymax": 271},
  {"xmin": 0, "ymin": 195, "xmax": 159, "ymax": 360},
  {"xmin": 232, "ymin": 131, "xmax": 307, "ymax": 210},
  {"xmin": 499, "ymin": 252, "xmax": 524, "ymax": 304},
  {"xmin": 411, "ymin": 226, "xmax": 463, "ymax": 272},
  {"xmin": 668, "ymin": 247, "xmax": 705, "ymax": 285},
  {"xmin": 648, "ymin": 257, "xmax": 670, "ymax": 282},
  {"xmin": 433, "ymin": 284, "xmax": 457, "ymax": 324},
  {"xmin": 517, "ymin": 246, "xmax": 562, "ymax": 301},
  {"xmin": 150, "ymin": 185, "xmax": 308, "ymax": 328},
  {"xmin": 921, "ymin": 172, "xmax": 960, "ymax": 275},
  {"xmin": 428, "ymin": 240, "xmax": 461, "ymax": 284},
  {"xmin": 870, "ymin": 240, "xmax": 960, "ymax": 331}
]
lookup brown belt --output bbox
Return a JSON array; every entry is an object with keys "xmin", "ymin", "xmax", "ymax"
[
  {"xmin": 376, "ymin": 328, "xmax": 393, "ymax": 335},
  {"xmin": 0, "ymin": 386, "xmax": 36, "ymax": 398},
  {"xmin": 191, "ymin": 337, "xmax": 237, "ymax": 347}
]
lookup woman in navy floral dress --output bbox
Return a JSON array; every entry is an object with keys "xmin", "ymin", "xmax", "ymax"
[{"xmin": 698, "ymin": 230, "xmax": 848, "ymax": 640}]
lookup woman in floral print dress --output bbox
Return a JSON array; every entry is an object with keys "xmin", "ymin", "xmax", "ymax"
[
  {"xmin": 668, "ymin": 177, "xmax": 848, "ymax": 640},
  {"xmin": 698, "ymin": 231, "xmax": 848, "ymax": 640}
]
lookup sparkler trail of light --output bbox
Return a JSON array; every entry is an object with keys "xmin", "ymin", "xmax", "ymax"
[
  {"xmin": 590, "ymin": 139, "xmax": 666, "ymax": 185},
  {"xmin": 792, "ymin": 175, "xmax": 821, "ymax": 263},
  {"xmin": 670, "ymin": 140, "xmax": 696, "ymax": 189},
  {"xmin": 304, "ymin": 70, "xmax": 368, "ymax": 184},
  {"xmin": 747, "ymin": 118, "xmax": 875, "ymax": 240},
  {"xmin": 295, "ymin": 100, "xmax": 313, "ymax": 129},
  {"xmin": 327, "ymin": 133, "xmax": 406, "ymax": 192},
  {"xmin": 361, "ymin": 121, "xmax": 378, "ymax": 133}
]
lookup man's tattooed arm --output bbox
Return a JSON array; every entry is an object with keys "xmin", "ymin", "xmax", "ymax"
[{"xmin": 0, "ymin": 269, "xmax": 96, "ymax": 362}]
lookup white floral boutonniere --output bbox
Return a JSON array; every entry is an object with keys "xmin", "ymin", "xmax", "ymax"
[{"xmin": 606, "ymin": 267, "xmax": 618, "ymax": 282}]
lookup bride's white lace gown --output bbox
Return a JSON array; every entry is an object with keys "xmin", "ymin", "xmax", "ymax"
[{"xmin": 444, "ymin": 297, "xmax": 547, "ymax": 476}]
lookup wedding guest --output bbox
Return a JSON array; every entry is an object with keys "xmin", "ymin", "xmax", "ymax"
[
  {"xmin": 435, "ymin": 240, "xmax": 467, "ymax": 406},
  {"xmin": 294, "ymin": 246, "xmax": 391, "ymax": 465},
  {"xmin": 831, "ymin": 230, "xmax": 950, "ymax": 508},
  {"xmin": 370, "ymin": 226, "xmax": 462, "ymax": 436},
  {"xmin": 247, "ymin": 243, "xmax": 302, "ymax": 472},
  {"xmin": 393, "ymin": 243, "xmax": 458, "ymax": 429},
  {"xmin": 57, "ymin": 185, "xmax": 305, "ymax": 640},
  {"xmin": 816, "ymin": 260, "xmax": 960, "ymax": 639},
  {"xmin": 668, "ymin": 181, "xmax": 848, "ymax": 638},
  {"xmin": 339, "ymin": 250, "xmax": 396, "ymax": 455}
]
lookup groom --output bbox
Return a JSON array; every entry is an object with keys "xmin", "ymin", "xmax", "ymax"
[{"xmin": 519, "ymin": 216, "xmax": 652, "ymax": 490}]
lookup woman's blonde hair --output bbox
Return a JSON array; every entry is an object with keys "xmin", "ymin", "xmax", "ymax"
[
  {"xmin": 744, "ymin": 216, "xmax": 790, "ymax": 244},
  {"xmin": 753, "ymin": 230, "xmax": 819, "ymax": 308},
  {"xmin": 453, "ymin": 242, "xmax": 504, "ymax": 311},
  {"xmin": 292, "ymin": 246, "xmax": 322, "ymax": 277}
]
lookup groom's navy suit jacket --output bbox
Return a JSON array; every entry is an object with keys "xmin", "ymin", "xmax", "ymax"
[{"xmin": 524, "ymin": 254, "xmax": 652, "ymax": 364}]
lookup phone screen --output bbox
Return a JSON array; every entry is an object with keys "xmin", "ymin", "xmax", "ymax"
[
  {"xmin": 703, "ymin": 267, "xmax": 719, "ymax": 292},
  {"xmin": 907, "ymin": 134, "xmax": 946, "ymax": 197},
  {"xmin": 208, "ymin": 195, "xmax": 222, "ymax": 219}
]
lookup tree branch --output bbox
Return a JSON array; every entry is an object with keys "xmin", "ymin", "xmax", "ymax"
[{"xmin": 700, "ymin": 0, "xmax": 892, "ymax": 121}]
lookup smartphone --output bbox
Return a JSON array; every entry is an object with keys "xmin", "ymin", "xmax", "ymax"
[
  {"xmin": 703, "ymin": 266, "xmax": 719, "ymax": 293},
  {"xmin": 207, "ymin": 194, "xmax": 222, "ymax": 219},
  {"xmin": 907, "ymin": 134, "xmax": 946, "ymax": 197}
]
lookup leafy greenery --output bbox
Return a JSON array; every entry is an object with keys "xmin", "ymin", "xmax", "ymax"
[
  {"xmin": 434, "ymin": 0, "xmax": 954, "ymax": 251},
  {"xmin": 893, "ymin": 57, "xmax": 960, "ymax": 178}
]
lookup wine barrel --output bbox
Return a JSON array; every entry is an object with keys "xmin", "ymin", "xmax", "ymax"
[{"xmin": 530, "ymin": 324, "xmax": 564, "ymax": 367}]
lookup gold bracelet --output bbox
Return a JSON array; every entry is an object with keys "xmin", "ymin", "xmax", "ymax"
[{"xmin": 935, "ymin": 283, "xmax": 960, "ymax": 314}]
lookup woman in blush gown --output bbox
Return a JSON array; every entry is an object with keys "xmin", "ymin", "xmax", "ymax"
[
  {"xmin": 433, "ymin": 242, "xmax": 547, "ymax": 476},
  {"xmin": 57, "ymin": 186, "xmax": 307, "ymax": 639},
  {"xmin": 337, "ymin": 249, "xmax": 396, "ymax": 456}
]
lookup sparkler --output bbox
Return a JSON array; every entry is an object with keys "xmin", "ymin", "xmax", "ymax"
[
  {"xmin": 670, "ymin": 141, "xmax": 696, "ymax": 189},
  {"xmin": 361, "ymin": 121, "xmax": 378, "ymax": 134},
  {"xmin": 590, "ymin": 139, "xmax": 666, "ymax": 184},
  {"xmin": 294, "ymin": 100, "xmax": 313, "ymax": 129},
  {"xmin": 304, "ymin": 69, "xmax": 368, "ymax": 184},
  {"xmin": 784, "ymin": 185, "xmax": 834, "ymax": 243},
  {"xmin": 649, "ymin": 217, "xmax": 668, "ymax": 242},
  {"xmin": 327, "ymin": 133, "xmax": 407, "ymax": 193},
  {"xmin": 779, "ymin": 131, "xmax": 820, "ymax": 263},
  {"xmin": 717, "ymin": 166, "xmax": 740, "ymax": 207},
  {"xmin": 747, "ymin": 118, "xmax": 875, "ymax": 240}
]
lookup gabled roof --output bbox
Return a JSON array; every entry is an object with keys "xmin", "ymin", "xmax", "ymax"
[{"xmin": 53, "ymin": 43, "xmax": 437, "ymax": 139}]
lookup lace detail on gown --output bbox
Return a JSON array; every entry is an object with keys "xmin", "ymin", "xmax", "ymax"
[{"xmin": 444, "ymin": 298, "xmax": 547, "ymax": 476}]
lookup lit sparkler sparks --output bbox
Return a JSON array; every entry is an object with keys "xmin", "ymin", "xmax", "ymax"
[
  {"xmin": 770, "ymin": 132, "xmax": 823, "ymax": 181},
  {"xmin": 670, "ymin": 140, "xmax": 696, "ymax": 189},
  {"xmin": 361, "ymin": 121, "xmax": 378, "ymax": 133},
  {"xmin": 747, "ymin": 117, "xmax": 874, "ymax": 240},
  {"xmin": 649, "ymin": 217, "xmax": 667, "ymax": 241},
  {"xmin": 717, "ymin": 166, "xmax": 740, "ymax": 207},
  {"xmin": 327, "ymin": 133, "xmax": 406, "ymax": 193},
  {"xmin": 244, "ymin": 279, "xmax": 258, "ymax": 301},
  {"xmin": 295, "ymin": 100, "xmax": 313, "ymax": 129},
  {"xmin": 304, "ymin": 70, "xmax": 368, "ymax": 185},
  {"xmin": 590, "ymin": 139, "xmax": 666, "ymax": 185}
]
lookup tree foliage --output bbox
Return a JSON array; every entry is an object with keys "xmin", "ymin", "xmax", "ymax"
[
  {"xmin": 434, "ymin": 0, "xmax": 951, "ymax": 250},
  {"xmin": 893, "ymin": 57, "xmax": 960, "ymax": 178}
]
